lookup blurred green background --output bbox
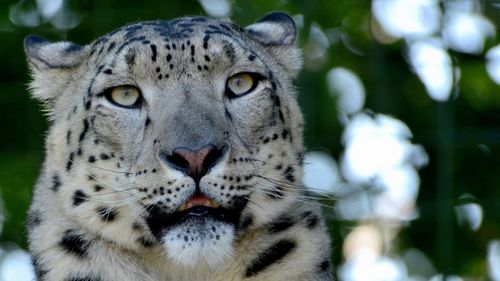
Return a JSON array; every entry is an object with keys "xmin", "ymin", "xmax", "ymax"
[{"xmin": 0, "ymin": 0, "xmax": 499, "ymax": 280}]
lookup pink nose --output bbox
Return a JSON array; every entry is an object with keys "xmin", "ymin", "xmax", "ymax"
[{"xmin": 163, "ymin": 144, "xmax": 225, "ymax": 183}]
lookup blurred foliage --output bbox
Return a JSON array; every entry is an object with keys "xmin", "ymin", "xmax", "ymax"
[{"xmin": 0, "ymin": 0, "xmax": 499, "ymax": 279}]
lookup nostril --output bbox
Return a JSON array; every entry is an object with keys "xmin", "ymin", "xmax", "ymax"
[
  {"xmin": 159, "ymin": 144, "xmax": 228, "ymax": 182},
  {"xmin": 164, "ymin": 152, "xmax": 191, "ymax": 172},
  {"xmin": 202, "ymin": 144, "xmax": 226, "ymax": 171}
]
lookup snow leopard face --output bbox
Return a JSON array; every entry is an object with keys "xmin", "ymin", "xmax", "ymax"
[{"xmin": 25, "ymin": 12, "xmax": 309, "ymax": 270}]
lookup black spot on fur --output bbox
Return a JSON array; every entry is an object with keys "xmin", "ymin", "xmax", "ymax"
[
  {"xmin": 103, "ymin": 69, "xmax": 112, "ymax": 75},
  {"xmin": 318, "ymin": 259, "xmax": 331, "ymax": 273},
  {"xmin": 88, "ymin": 156, "xmax": 96, "ymax": 163},
  {"xmin": 125, "ymin": 49, "xmax": 136, "ymax": 65},
  {"xmin": 26, "ymin": 210, "xmax": 42, "ymax": 230},
  {"xmin": 79, "ymin": 119, "xmax": 89, "ymax": 143},
  {"xmin": 223, "ymin": 43, "xmax": 236, "ymax": 60},
  {"xmin": 32, "ymin": 255, "xmax": 48, "ymax": 280},
  {"xmin": 107, "ymin": 41, "xmax": 116, "ymax": 52},
  {"xmin": 60, "ymin": 229, "xmax": 91, "ymax": 258},
  {"xmin": 282, "ymin": 129, "xmax": 289, "ymax": 139},
  {"xmin": 99, "ymin": 153, "xmax": 110, "ymax": 160},
  {"xmin": 145, "ymin": 117, "xmax": 151, "ymax": 127},
  {"xmin": 245, "ymin": 239, "xmax": 296, "ymax": 277},
  {"xmin": 66, "ymin": 152, "xmax": 75, "ymax": 171},
  {"xmin": 203, "ymin": 34, "xmax": 210, "ymax": 49},
  {"xmin": 272, "ymin": 94, "xmax": 281, "ymax": 107},
  {"xmin": 267, "ymin": 186, "xmax": 284, "ymax": 200},
  {"xmin": 73, "ymin": 190, "xmax": 88, "ymax": 206},
  {"xmin": 239, "ymin": 215, "xmax": 253, "ymax": 231},
  {"xmin": 301, "ymin": 211, "xmax": 319, "ymax": 229},
  {"xmin": 97, "ymin": 206, "xmax": 117, "ymax": 222},
  {"xmin": 150, "ymin": 44, "xmax": 157, "ymax": 61},
  {"xmin": 278, "ymin": 110, "xmax": 285, "ymax": 122},
  {"xmin": 85, "ymin": 100, "xmax": 92, "ymax": 110},
  {"xmin": 132, "ymin": 222, "xmax": 142, "ymax": 231},
  {"xmin": 268, "ymin": 216, "xmax": 295, "ymax": 233},
  {"xmin": 283, "ymin": 166, "xmax": 295, "ymax": 182},
  {"xmin": 66, "ymin": 130, "xmax": 72, "ymax": 145},
  {"xmin": 138, "ymin": 236, "xmax": 155, "ymax": 248},
  {"xmin": 94, "ymin": 185, "xmax": 104, "ymax": 192},
  {"xmin": 248, "ymin": 54, "xmax": 256, "ymax": 61},
  {"xmin": 52, "ymin": 174, "xmax": 61, "ymax": 191}
]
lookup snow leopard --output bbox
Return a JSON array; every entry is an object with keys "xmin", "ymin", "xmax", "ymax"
[{"xmin": 24, "ymin": 12, "xmax": 332, "ymax": 281}]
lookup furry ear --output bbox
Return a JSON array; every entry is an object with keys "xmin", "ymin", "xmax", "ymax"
[
  {"xmin": 245, "ymin": 12, "xmax": 302, "ymax": 77},
  {"xmin": 24, "ymin": 35, "xmax": 88, "ymax": 102}
]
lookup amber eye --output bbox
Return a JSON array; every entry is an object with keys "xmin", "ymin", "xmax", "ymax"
[
  {"xmin": 105, "ymin": 86, "xmax": 142, "ymax": 108},
  {"xmin": 226, "ymin": 72, "xmax": 262, "ymax": 98}
]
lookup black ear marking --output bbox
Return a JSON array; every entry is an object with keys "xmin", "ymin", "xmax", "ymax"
[
  {"xmin": 24, "ymin": 35, "xmax": 89, "ymax": 103},
  {"xmin": 244, "ymin": 12, "xmax": 302, "ymax": 77},
  {"xmin": 257, "ymin": 12, "xmax": 295, "ymax": 27},
  {"xmin": 245, "ymin": 12, "xmax": 297, "ymax": 46},
  {"xmin": 24, "ymin": 35, "xmax": 86, "ymax": 70},
  {"xmin": 24, "ymin": 35, "xmax": 49, "ymax": 49}
]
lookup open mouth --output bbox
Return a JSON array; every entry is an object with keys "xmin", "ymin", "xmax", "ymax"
[
  {"xmin": 176, "ymin": 194, "xmax": 220, "ymax": 212},
  {"xmin": 171, "ymin": 195, "xmax": 225, "ymax": 223},
  {"xmin": 145, "ymin": 194, "xmax": 247, "ymax": 239}
]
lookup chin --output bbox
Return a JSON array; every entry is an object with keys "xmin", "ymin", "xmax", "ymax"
[
  {"xmin": 161, "ymin": 216, "xmax": 235, "ymax": 269},
  {"xmin": 146, "ymin": 195, "xmax": 244, "ymax": 269}
]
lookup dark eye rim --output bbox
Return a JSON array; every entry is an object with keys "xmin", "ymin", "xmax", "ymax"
[
  {"xmin": 102, "ymin": 85, "xmax": 143, "ymax": 109},
  {"xmin": 225, "ymin": 72, "xmax": 265, "ymax": 99}
]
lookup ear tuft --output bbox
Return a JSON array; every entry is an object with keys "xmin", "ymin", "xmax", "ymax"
[
  {"xmin": 24, "ymin": 35, "xmax": 88, "ymax": 104},
  {"xmin": 245, "ymin": 12, "xmax": 302, "ymax": 77},
  {"xmin": 24, "ymin": 35, "xmax": 49, "ymax": 49},
  {"xmin": 24, "ymin": 35, "xmax": 85, "ymax": 71},
  {"xmin": 245, "ymin": 12, "xmax": 297, "ymax": 46}
]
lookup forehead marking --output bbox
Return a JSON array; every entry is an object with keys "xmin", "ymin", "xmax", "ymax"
[
  {"xmin": 150, "ymin": 44, "xmax": 157, "ymax": 62},
  {"xmin": 91, "ymin": 18, "xmax": 282, "ymax": 95}
]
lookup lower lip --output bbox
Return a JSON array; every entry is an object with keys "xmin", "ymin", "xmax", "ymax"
[
  {"xmin": 181, "ymin": 205, "xmax": 215, "ymax": 217},
  {"xmin": 146, "ymin": 205, "xmax": 230, "ymax": 238},
  {"xmin": 145, "ymin": 197, "xmax": 248, "ymax": 239}
]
